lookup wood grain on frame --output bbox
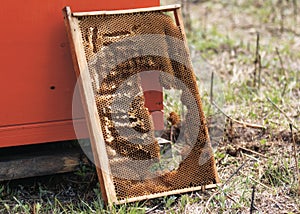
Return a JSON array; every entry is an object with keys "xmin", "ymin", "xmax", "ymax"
[{"xmin": 63, "ymin": 6, "xmax": 117, "ymax": 204}]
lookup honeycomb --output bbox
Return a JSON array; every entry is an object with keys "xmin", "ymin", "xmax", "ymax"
[{"xmin": 75, "ymin": 10, "xmax": 219, "ymax": 200}]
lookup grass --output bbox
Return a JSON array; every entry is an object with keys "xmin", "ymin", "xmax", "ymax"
[{"xmin": 1, "ymin": 0, "xmax": 300, "ymax": 213}]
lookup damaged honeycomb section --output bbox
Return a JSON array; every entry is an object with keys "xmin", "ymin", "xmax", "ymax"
[{"xmin": 77, "ymin": 10, "xmax": 219, "ymax": 200}]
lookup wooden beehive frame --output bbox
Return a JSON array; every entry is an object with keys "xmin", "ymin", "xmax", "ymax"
[{"xmin": 63, "ymin": 5, "xmax": 218, "ymax": 205}]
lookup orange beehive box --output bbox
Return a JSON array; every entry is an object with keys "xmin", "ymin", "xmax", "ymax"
[{"xmin": 0, "ymin": 0, "xmax": 159, "ymax": 148}]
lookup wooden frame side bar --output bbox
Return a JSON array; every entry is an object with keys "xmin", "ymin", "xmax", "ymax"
[
  {"xmin": 72, "ymin": 4, "xmax": 181, "ymax": 16},
  {"xmin": 173, "ymin": 8, "xmax": 220, "ymax": 183},
  {"xmin": 62, "ymin": 6, "xmax": 117, "ymax": 205}
]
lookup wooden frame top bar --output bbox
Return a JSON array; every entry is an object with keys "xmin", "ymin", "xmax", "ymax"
[{"xmin": 72, "ymin": 4, "xmax": 181, "ymax": 16}]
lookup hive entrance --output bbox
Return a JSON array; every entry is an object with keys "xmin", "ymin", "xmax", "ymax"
[{"xmin": 63, "ymin": 5, "xmax": 219, "ymax": 204}]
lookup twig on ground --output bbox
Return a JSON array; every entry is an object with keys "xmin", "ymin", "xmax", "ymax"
[
  {"xmin": 275, "ymin": 47, "xmax": 288, "ymax": 79},
  {"xmin": 212, "ymin": 101, "xmax": 266, "ymax": 129},
  {"xmin": 238, "ymin": 146, "xmax": 267, "ymax": 158},
  {"xmin": 279, "ymin": 0, "xmax": 285, "ymax": 33},
  {"xmin": 204, "ymin": 188, "xmax": 219, "ymax": 213},
  {"xmin": 195, "ymin": 192, "xmax": 202, "ymax": 199},
  {"xmin": 290, "ymin": 123, "xmax": 300, "ymax": 194},
  {"xmin": 210, "ymin": 71, "xmax": 214, "ymax": 104},
  {"xmin": 249, "ymin": 177, "xmax": 272, "ymax": 190},
  {"xmin": 275, "ymin": 47, "xmax": 289, "ymax": 97},
  {"xmin": 243, "ymin": 153, "xmax": 261, "ymax": 162},
  {"xmin": 225, "ymin": 193, "xmax": 237, "ymax": 204},
  {"xmin": 203, "ymin": 7, "xmax": 208, "ymax": 35},
  {"xmin": 250, "ymin": 185, "xmax": 256, "ymax": 214},
  {"xmin": 281, "ymin": 82, "xmax": 288, "ymax": 98},
  {"xmin": 204, "ymin": 159, "xmax": 250, "ymax": 212},
  {"xmin": 293, "ymin": 0, "xmax": 298, "ymax": 28},
  {"xmin": 254, "ymin": 32, "xmax": 262, "ymax": 89},
  {"xmin": 269, "ymin": 198, "xmax": 283, "ymax": 210},
  {"xmin": 266, "ymin": 97, "xmax": 299, "ymax": 131},
  {"xmin": 207, "ymin": 71, "xmax": 214, "ymax": 115},
  {"xmin": 145, "ymin": 203, "xmax": 163, "ymax": 214},
  {"xmin": 224, "ymin": 159, "xmax": 250, "ymax": 186}
]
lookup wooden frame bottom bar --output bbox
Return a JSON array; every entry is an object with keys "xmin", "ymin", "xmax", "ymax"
[{"xmin": 116, "ymin": 183, "xmax": 220, "ymax": 204}]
